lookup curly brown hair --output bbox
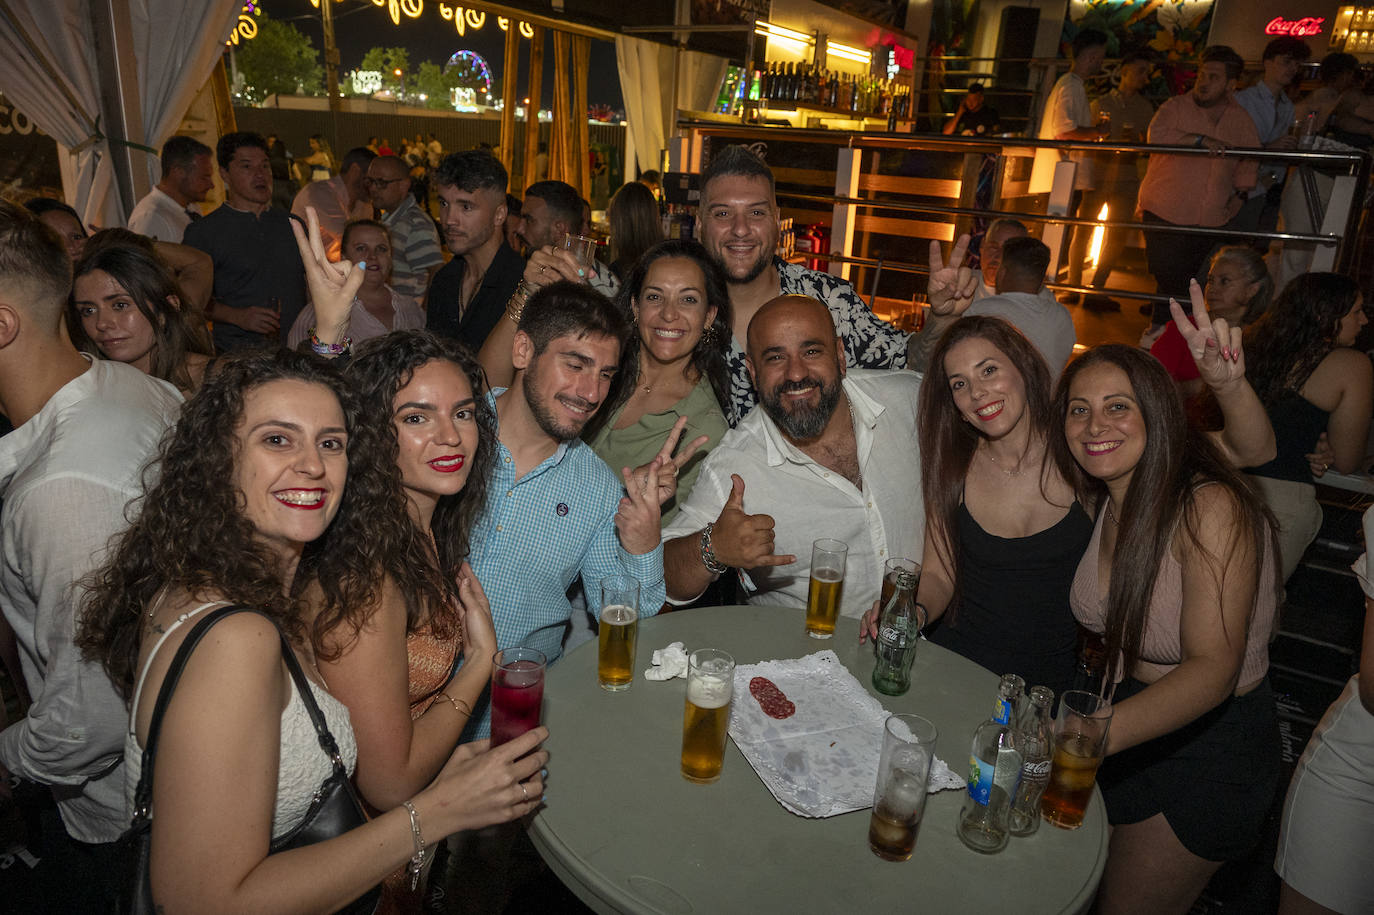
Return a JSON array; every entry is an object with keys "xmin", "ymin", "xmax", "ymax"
[
  {"xmin": 341, "ymin": 330, "xmax": 497, "ymax": 638},
  {"xmin": 76, "ymin": 349, "xmax": 423, "ymax": 695}
]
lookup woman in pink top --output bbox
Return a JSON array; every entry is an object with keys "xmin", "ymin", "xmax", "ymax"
[{"xmin": 1055, "ymin": 327, "xmax": 1281, "ymax": 914}]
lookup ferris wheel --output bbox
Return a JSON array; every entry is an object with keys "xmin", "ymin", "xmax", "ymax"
[{"xmin": 444, "ymin": 50, "xmax": 494, "ymax": 97}]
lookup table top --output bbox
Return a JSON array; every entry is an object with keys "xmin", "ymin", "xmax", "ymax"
[{"xmin": 528, "ymin": 605, "xmax": 1107, "ymax": 915}]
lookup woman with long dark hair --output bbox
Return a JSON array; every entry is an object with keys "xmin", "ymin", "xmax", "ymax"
[
  {"xmin": 1243, "ymin": 271, "xmax": 1372, "ymax": 581},
  {"xmin": 584, "ymin": 238, "xmax": 732, "ymax": 520},
  {"xmin": 70, "ymin": 241, "xmax": 214, "ymax": 396},
  {"xmin": 1056, "ymin": 343, "xmax": 1281, "ymax": 914},
  {"xmin": 76, "ymin": 350, "xmax": 546, "ymax": 912},
  {"xmin": 308, "ymin": 330, "xmax": 499, "ymax": 909},
  {"xmin": 606, "ymin": 181, "xmax": 665, "ymax": 283}
]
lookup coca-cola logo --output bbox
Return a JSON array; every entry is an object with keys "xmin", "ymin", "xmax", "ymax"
[{"xmin": 1265, "ymin": 16, "xmax": 1325, "ymax": 37}]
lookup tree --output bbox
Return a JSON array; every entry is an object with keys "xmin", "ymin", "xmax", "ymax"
[
  {"xmin": 234, "ymin": 12, "xmax": 323, "ymax": 104},
  {"xmin": 410, "ymin": 61, "xmax": 459, "ymax": 110},
  {"xmin": 359, "ymin": 47, "xmax": 411, "ymax": 97}
]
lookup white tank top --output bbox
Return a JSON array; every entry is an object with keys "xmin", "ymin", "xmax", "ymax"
[{"xmin": 123, "ymin": 602, "xmax": 357, "ymax": 839}]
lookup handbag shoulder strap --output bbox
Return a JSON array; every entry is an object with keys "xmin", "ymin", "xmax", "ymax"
[{"xmin": 273, "ymin": 629, "xmax": 349, "ymax": 774}]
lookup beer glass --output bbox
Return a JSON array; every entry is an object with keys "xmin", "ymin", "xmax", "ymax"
[
  {"xmin": 598, "ymin": 575, "xmax": 639, "ymax": 691},
  {"xmin": 805, "ymin": 539, "xmax": 848, "ymax": 639},
  {"xmin": 490, "ymin": 647, "xmax": 546, "ymax": 747},
  {"xmin": 680, "ymin": 648, "xmax": 735, "ymax": 783},
  {"xmin": 560, "ymin": 232, "xmax": 597, "ymax": 268},
  {"xmin": 880, "ymin": 557, "xmax": 920, "ymax": 610},
  {"xmin": 1040, "ymin": 690, "xmax": 1113, "ymax": 829},
  {"xmin": 869, "ymin": 714, "xmax": 938, "ymax": 861}
]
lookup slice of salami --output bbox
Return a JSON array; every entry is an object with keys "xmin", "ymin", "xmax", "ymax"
[{"xmin": 749, "ymin": 676, "xmax": 796, "ymax": 719}]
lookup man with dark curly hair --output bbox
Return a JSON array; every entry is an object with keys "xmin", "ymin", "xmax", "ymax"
[{"xmin": 0, "ymin": 200, "xmax": 181, "ymax": 908}]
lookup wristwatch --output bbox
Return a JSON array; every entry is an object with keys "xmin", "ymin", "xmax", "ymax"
[{"xmin": 700, "ymin": 522, "xmax": 729, "ymax": 576}]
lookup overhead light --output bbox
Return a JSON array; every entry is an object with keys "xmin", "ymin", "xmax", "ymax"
[
  {"xmin": 753, "ymin": 21, "xmax": 814, "ymax": 47},
  {"xmin": 826, "ymin": 41, "xmax": 871, "ymax": 64}
]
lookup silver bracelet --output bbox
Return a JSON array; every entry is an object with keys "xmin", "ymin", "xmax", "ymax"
[
  {"xmin": 401, "ymin": 800, "xmax": 427, "ymax": 890},
  {"xmin": 700, "ymin": 522, "xmax": 729, "ymax": 576}
]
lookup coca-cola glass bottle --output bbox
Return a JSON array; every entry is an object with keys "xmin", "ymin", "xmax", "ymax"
[{"xmin": 1010, "ymin": 685, "xmax": 1054, "ymax": 836}]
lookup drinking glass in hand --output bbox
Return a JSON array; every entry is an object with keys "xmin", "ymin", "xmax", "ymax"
[
  {"xmin": 1040, "ymin": 690, "xmax": 1112, "ymax": 829},
  {"xmin": 869, "ymin": 714, "xmax": 938, "ymax": 861},
  {"xmin": 680, "ymin": 649, "xmax": 735, "ymax": 783},
  {"xmin": 490, "ymin": 647, "xmax": 546, "ymax": 747},
  {"xmin": 560, "ymin": 232, "xmax": 597, "ymax": 269},
  {"xmin": 598, "ymin": 575, "xmax": 639, "ymax": 691},
  {"xmin": 805, "ymin": 539, "xmax": 848, "ymax": 639},
  {"xmin": 880, "ymin": 557, "xmax": 920, "ymax": 609}
]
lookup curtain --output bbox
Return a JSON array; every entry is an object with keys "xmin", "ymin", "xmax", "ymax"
[
  {"xmin": 615, "ymin": 36, "xmax": 728, "ymax": 177},
  {"xmin": 0, "ymin": 0, "xmax": 238, "ymax": 228}
]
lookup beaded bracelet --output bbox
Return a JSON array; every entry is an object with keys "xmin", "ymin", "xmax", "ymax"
[
  {"xmin": 436, "ymin": 691, "xmax": 472, "ymax": 719},
  {"xmin": 401, "ymin": 800, "xmax": 427, "ymax": 890},
  {"xmin": 308, "ymin": 328, "xmax": 351, "ymax": 356}
]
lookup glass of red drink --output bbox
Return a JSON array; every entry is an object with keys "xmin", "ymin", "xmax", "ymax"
[{"xmin": 490, "ymin": 647, "xmax": 547, "ymax": 746}]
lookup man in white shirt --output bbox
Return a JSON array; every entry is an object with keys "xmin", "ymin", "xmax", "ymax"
[
  {"xmin": 126, "ymin": 136, "xmax": 214, "ymax": 243},
  {"xmin": 0, "ymin": 200, "xmax": 182, "ymax": 908},
  {"xmin": 662, "ymin": 294, "xmax": 924, "ymax": 615}
]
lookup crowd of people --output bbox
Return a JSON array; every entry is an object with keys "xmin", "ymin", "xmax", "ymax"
[{"xmin": 0, "ymin": 38, "xmax": 1371, "ymax": 915}]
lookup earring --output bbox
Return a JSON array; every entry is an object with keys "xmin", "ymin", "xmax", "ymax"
[{"xmin": 701, "ymin": 325, "xmax": 716, "ymax": 345}]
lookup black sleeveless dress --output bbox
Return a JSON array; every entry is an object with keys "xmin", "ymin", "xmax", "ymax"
[{"xmin": 926, "ymin": 501, "xmax": 1093, "ymax": 698}]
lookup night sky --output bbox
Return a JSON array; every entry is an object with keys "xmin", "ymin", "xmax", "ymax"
[{"xmin": 270, "ymin": 0, "xmax": 626, "ymax": 111}]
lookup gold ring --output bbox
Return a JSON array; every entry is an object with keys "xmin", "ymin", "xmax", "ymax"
[
  {"xmin": 539, "ymin": 264, "xmax": 547, "ymax": 274},
  {"xmin": 520, "ymin": 782, "xmax": 529, "ymax": 802}
]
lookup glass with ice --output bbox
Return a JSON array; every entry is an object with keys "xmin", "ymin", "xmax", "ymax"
[
  {"xmin": 868, "ymin": 714, "xmax": 938, "ymax": 861},
  {"xmin": 1040, "ymin": 690, "xmax": 1112, "ymax": 829}
]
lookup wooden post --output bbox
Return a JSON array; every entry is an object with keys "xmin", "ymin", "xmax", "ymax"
[
  {"xmin": 499, "ymin": 22, "xmax": 520, "ymax": 177},
  {"xmin": 551, "ymin": 32, "xmax": 572, "ymax": 185},
  {"xmin": 573, "ymin": 36, "xmax": 591, "ymax": 199},
  {"xmin": 522, "ymin": 26, "xmax": 545, "ymax": 194}
]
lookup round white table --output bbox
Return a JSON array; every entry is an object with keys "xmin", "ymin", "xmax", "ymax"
[{"xmin": 528, "ymin": 605, "xmax": 1108, "ymax": 914}]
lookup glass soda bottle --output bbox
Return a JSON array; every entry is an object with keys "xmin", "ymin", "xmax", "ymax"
[
  {"xmin": 1009, "ymin": 685, "xmax": 1054, "ymax": 836},
  {"xmin": 958, "ymin": 674, "xmax": 1023, "ymax": 854},
  {"xmin": 871, "ymin": 567, "xmax": 923, "ymax": 695}
]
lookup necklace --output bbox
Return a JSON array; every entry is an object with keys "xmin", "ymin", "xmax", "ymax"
[
  {"xmin": 1105, "ymin": 500, "xmax": 1121, "ymax": 526},
  {"xmin": 983, "ymin": 446, "xmax": 1025, "ymax": 477}
]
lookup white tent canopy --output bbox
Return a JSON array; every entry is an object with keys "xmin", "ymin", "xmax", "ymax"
[
  {"xmin": 615, "ymin": 35, "xmax": 727, "ymax": 178},
  {"xmin": 0, "ymin": 0, "xmax": 238, "ymax": 228}
]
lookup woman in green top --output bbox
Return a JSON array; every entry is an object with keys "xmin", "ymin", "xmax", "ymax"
[{"xmin": 584, "ymin": 239, "xmax": 732, "ymax": 522}]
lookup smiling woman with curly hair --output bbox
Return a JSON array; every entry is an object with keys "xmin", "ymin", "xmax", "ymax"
[{"xmin": 76, "ymin": 349, "xmax": 546, "ymax": 914}]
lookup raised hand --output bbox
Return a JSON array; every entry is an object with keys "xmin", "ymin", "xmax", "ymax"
[
  {"xmin": 927, "ymin": 234, "xmax": 980, "ymax": 318},
  {"xmin": 615, "ymin": 458, "xmax": 664, "ymax": 555},
  {"xmin": 1169, "ymin": 278, "xmax": 1245, "ymax": 392},
  {"xmin": 523, "ymin": 246, "xmax": 586, "ymax": 292},
  {"xmin": 707, "ymin": 475, "xmax": 796, "ymax": 570},
  {"xmin": 290, "ymin": 205, "xmax": 364, "ymax": 344},
  {"xmin": 630, "ymin": 415, "xmax": 711, "ymax": 507}
]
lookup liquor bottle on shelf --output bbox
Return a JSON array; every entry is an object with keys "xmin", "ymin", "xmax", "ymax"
[
  {"xmin": 761, "ymin": 63, "xmax": 773, "ymax": 101},
  {"xmin": 958, "ymin": 674, "xmax": 1024, "ymax": 854}
]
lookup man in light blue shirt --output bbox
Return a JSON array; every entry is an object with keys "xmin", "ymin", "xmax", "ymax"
[
  {"xmin": 1233, "ymin": 36, "xmax": 1310, "ymax": 235},
  {"xmin": 465, "ymin": 281, "xmax": 666, "ymax": 738}
]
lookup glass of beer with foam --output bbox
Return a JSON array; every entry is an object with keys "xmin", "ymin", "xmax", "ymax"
[
  {"xmin": 598, "ymin": 575, "xmax": 639, "ymax": 691},
  {"xmin": 806, "ymin": 539, "xmax": 848, "ymax": 639},
  {"xmin": 680, "ymin": 648, "xmax": 735, "ymax": 783}
]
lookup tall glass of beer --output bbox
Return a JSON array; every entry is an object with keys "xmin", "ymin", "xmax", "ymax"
[
  {"xmin": 598, "ymin": 575, "xmax": 639, "ymax": 691},
  {"xmin": 1041, "ymin": 690, "xmax": 1113, "ymax": 829},
  {"xmin": 805, "ymin": 539, "xmax": 848, "ymax": 639},
  {"xmin": 869, "ymin": 714, "xmax": 938, "ymax": 861},
  {"xmin": 680, "ymin": 648, "xmax": 735, "ymax": 783}
]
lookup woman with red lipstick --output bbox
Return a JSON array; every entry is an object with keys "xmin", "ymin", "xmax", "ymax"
[
  {"xmin": 69, "ymin": 242, "xmax": 214, "ymax": 396},
  {"xmin": 1055, "ymin": 342, "xmax": 1281, "ymax": 915},
  {"xmin": 77, "ymin": 350, "xmax": 546, "ymax": 913},
  {"xmin": 584, "ymin": 239, "xmax": 732, "ymax": 522},
  {"xmin": 288, "ymin": 219, "xmax": 425, "ymax": 349}
]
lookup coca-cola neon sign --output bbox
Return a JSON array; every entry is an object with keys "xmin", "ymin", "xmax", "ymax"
[{"xmin": 1265, "ymin": 16, "xmax": 1326, "ymax": 36}]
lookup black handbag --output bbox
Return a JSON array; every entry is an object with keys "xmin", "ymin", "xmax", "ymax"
[{"xmin": 118, "ymin": 605, "xmax": 381, "ymax": 914}]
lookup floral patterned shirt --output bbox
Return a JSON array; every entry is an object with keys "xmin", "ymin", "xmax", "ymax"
[{"xmin": 724, "ymin": 258, "xmax": 910, "ymax": 425}]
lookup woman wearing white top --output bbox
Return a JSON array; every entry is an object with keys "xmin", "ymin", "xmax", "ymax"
[{"xmin": 290, "ymin": 219, "xmax": 425, "ymax": 349}]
